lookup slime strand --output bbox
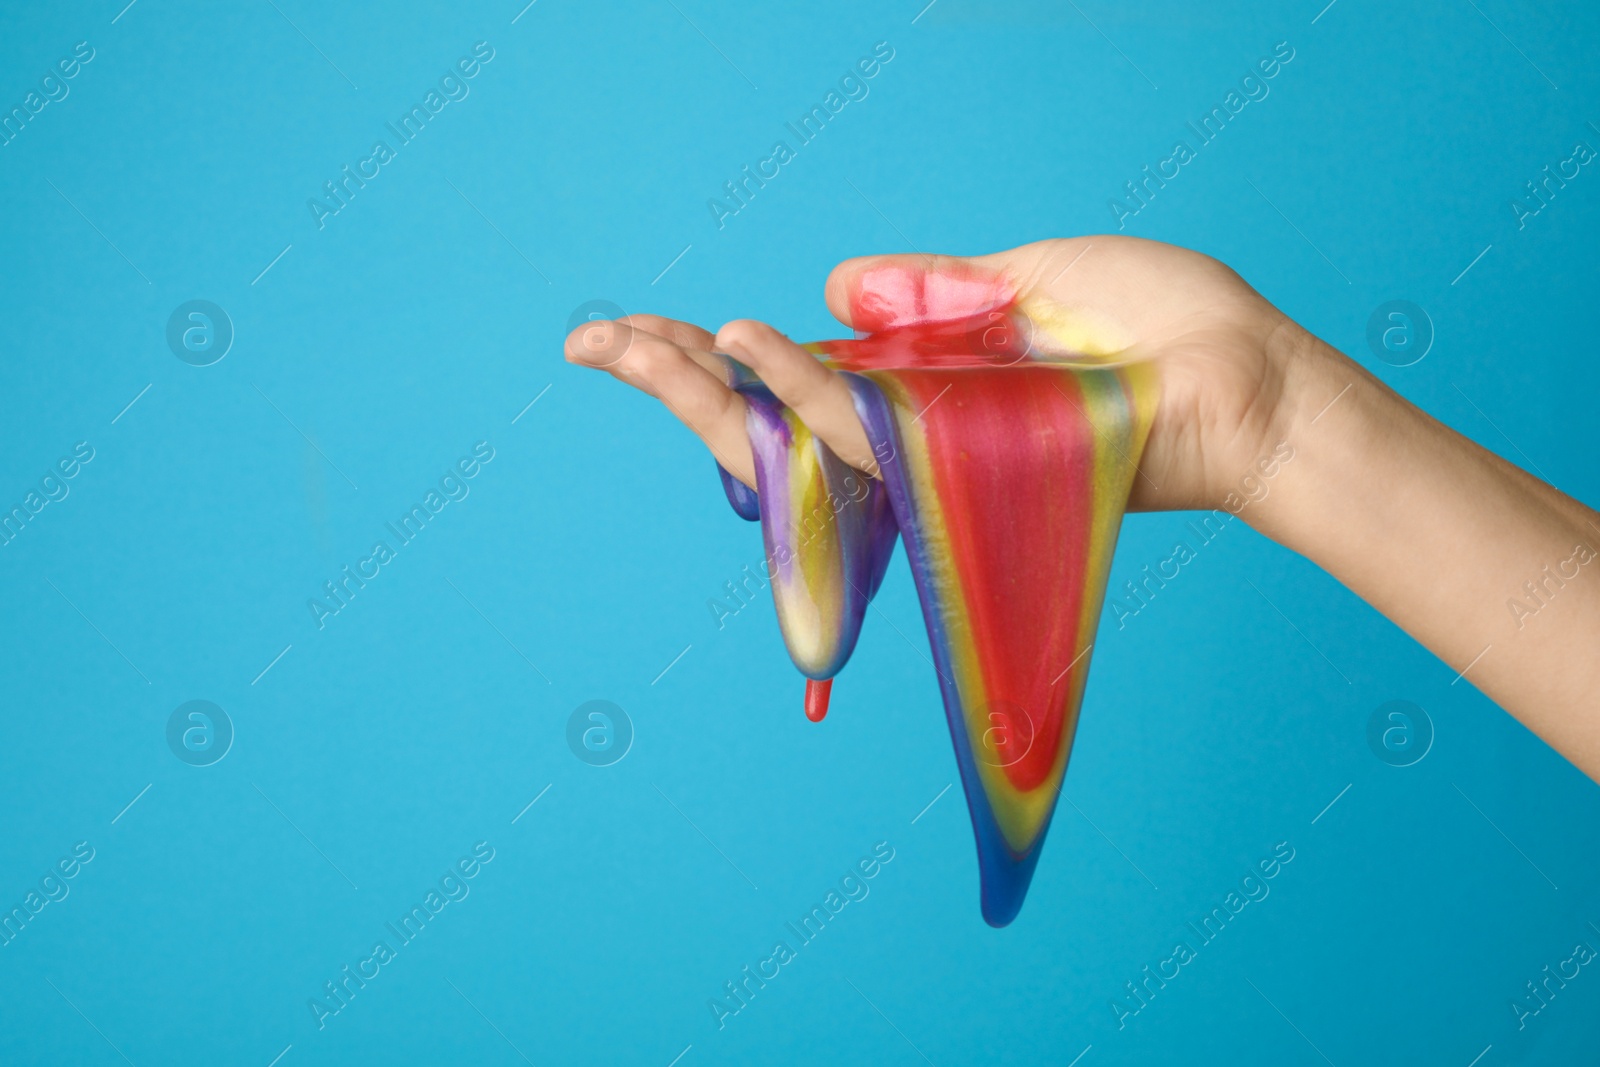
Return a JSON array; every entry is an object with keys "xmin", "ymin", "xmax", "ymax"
[
  {"xmin": 713, "ymin": 282, "xmax": 1155, "ymax": 927},
  {"xmin": 804, "ymin": 678, "xmax": 832, "ymax": 722}
]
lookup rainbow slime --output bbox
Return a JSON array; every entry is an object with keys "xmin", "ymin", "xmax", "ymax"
[{"xmin": 713, "ymin": 277, "xmax": 1157, "ymax": 927}]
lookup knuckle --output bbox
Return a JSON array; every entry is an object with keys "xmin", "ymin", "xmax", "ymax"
[
  {"xmin": 620, "ymin": 336, "xmax": 673, "ymax": 377},
  {"xmin": 715, "ymin": 318, "xmax": 768, "ymax": 351}
]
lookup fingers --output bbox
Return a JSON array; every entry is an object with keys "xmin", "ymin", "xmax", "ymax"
[
  {"xmin": 565, "ymin": 319, "xmax": 756, "ymax": 487},
  {"xmin": 618, "ymin": 314, "xmax": 719, "ymax": 366},
  {"xmin": 617, "ymin": 313, "xmax": 738, "ymax": 385},
  {"xmin": 714, "ymin": 319, "xmax": 880, "ymax": 475}
]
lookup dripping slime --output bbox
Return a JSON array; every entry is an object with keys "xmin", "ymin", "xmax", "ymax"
[
  {"xmin": 713, "ymin": 264, "xmax": 1157, "ymax": 926},
  {"xmin": 803, "ymin": 678, "xmax": 832, "ymax": 722}
]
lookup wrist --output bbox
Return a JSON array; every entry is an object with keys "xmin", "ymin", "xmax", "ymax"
[{"xmin": 1231, "ymin": 324, "xmax": 1388, "ymax": 548}]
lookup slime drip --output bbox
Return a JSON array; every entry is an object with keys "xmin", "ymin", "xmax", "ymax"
[
  {"xmin": 714, "ymin": 270, "xmax": 1156, "ymax": 927},
  {"xmin": 804, "ymin": 678, "xmax": 832, "ymax": 722}
]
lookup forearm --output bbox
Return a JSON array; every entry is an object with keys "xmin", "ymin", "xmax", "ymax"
[{"xmin": 1247, "ymin": 329, "xmax": 1600, "ymax": 776}]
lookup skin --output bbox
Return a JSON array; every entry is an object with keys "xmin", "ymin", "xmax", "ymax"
[{"xmin": 565, "ymin": 236, "xmax": 1600, "ymax": 781}]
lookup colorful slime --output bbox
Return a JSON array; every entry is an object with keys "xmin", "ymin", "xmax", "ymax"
[{"xmin": 714, "ymin": 269, "xmax": 1157, "ymax": 927}]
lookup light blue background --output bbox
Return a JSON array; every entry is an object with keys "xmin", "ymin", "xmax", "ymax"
[{"xmin": 2, "ymin": 0, "xmax": 1597, "ymax": 1064}]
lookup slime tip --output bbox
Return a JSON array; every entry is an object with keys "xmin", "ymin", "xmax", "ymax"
[{"xmin": 804, "ymin": 678, "xmax": 833, "ymax": 722}]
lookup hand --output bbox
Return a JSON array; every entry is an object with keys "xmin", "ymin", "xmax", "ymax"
[
  {"xmin": 566, "ymin": 236, "xmax": 1600, "ymax": 780},
  {"xmin": 563, "ymin": 236, "xmax": 1321, "ymax": 514}
]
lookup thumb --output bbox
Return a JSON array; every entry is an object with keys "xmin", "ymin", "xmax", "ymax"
[{"xmin": 823, "ymin": 252, "xmax": 1020, "ymax": 333}]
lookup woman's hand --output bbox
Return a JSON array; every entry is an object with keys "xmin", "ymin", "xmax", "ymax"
[
  {"xmin": 563, "ymin": 236, "xmax": 1324, "ymax": 514},
  {"xmin": 566, "ymin": 236, "xmax": 1600, "ymax": 780}
]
